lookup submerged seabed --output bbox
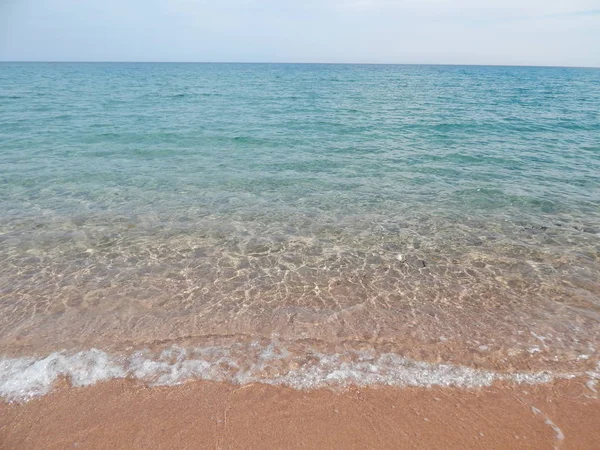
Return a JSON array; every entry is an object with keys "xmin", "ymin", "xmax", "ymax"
[{"xmin": 1, "ymin": 63, "xmax": 599, "ymax": 400}]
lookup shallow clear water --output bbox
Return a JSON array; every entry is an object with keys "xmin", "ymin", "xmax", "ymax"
[{"xmin": 1, "ymin": 63, "xmax": 599, "ymax": 399}]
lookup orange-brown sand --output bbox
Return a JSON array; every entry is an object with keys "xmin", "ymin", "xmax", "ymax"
[{"xmin": 1, "ymin": 378, "xmax": 599, "ymax": 450}]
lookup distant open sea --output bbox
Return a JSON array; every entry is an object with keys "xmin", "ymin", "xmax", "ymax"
[{"xmin": 1, "ymin": 63, "xmax": 599, "ymax": 401}]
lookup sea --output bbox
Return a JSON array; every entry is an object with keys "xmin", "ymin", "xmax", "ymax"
[{"xmin": 1, "ymin": 63, "xmax": 599, "ymax": 401}]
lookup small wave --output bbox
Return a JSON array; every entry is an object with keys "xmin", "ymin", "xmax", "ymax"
[{"xmin": 1, "ymin": 342, "xmax": 592, "ymax": 403}]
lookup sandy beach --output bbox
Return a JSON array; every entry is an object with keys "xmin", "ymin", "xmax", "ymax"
[{"xmin": 1, "ymin": 377, "xmax": 599, "ymax": 449}]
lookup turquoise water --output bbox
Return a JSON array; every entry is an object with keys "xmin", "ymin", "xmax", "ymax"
[{"xmin": 1, "ymin": 63, "xmax": 599, "ymax": 398}]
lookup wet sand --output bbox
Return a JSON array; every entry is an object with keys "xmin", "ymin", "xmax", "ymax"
[{"xmin": 1, "ymin": 378, "xmax": 599, "ymax": 450}]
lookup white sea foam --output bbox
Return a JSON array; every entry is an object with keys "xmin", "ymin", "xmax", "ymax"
[
  {"xmin": 531, "ymin": 407, "xmax": 565, "ymax": 448},
  {"xmin": 0, "ymin": 349, "xmax": 126, "ymax": 401},
  {"xmin": 0, "ymin": 343, "xmax": 595, "ymax": 403}
]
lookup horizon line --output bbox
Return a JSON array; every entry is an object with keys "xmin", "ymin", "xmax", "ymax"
[{"xmin": 0, "ymin": 61, "xmax": 599, "ymax": 70}]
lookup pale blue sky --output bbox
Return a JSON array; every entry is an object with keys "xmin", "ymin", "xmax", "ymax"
[{"xmin": 1, "ymin": 0, "xmax": 599, "ymax": 66}]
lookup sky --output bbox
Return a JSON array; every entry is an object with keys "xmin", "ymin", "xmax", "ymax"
[{"xmin": 1, "ymin": 0, "xmax": 599, "ymax": 66}]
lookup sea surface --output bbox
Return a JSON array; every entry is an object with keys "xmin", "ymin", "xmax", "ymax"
[{"xmin": 1, "ymin": 63, "xmax": 599, "ymax": 401}]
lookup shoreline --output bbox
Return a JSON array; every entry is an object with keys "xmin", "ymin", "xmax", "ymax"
[
  {"xmin": 1, "ymin": 377, "xmax": 599, "ymax": 449},
  {"xmin": 3, "ymin": 344, "xmax": 598, "ymax": 402}
]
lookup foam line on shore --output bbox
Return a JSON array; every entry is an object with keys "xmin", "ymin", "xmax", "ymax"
[{"xmin": 1, "ymin": 343, "xmax": 596, "ymax": 402}]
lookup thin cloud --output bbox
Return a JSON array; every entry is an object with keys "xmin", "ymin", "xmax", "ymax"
[{"xmin": 0, "ymin": 0, "xmax": 598, "ymax": 66}]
